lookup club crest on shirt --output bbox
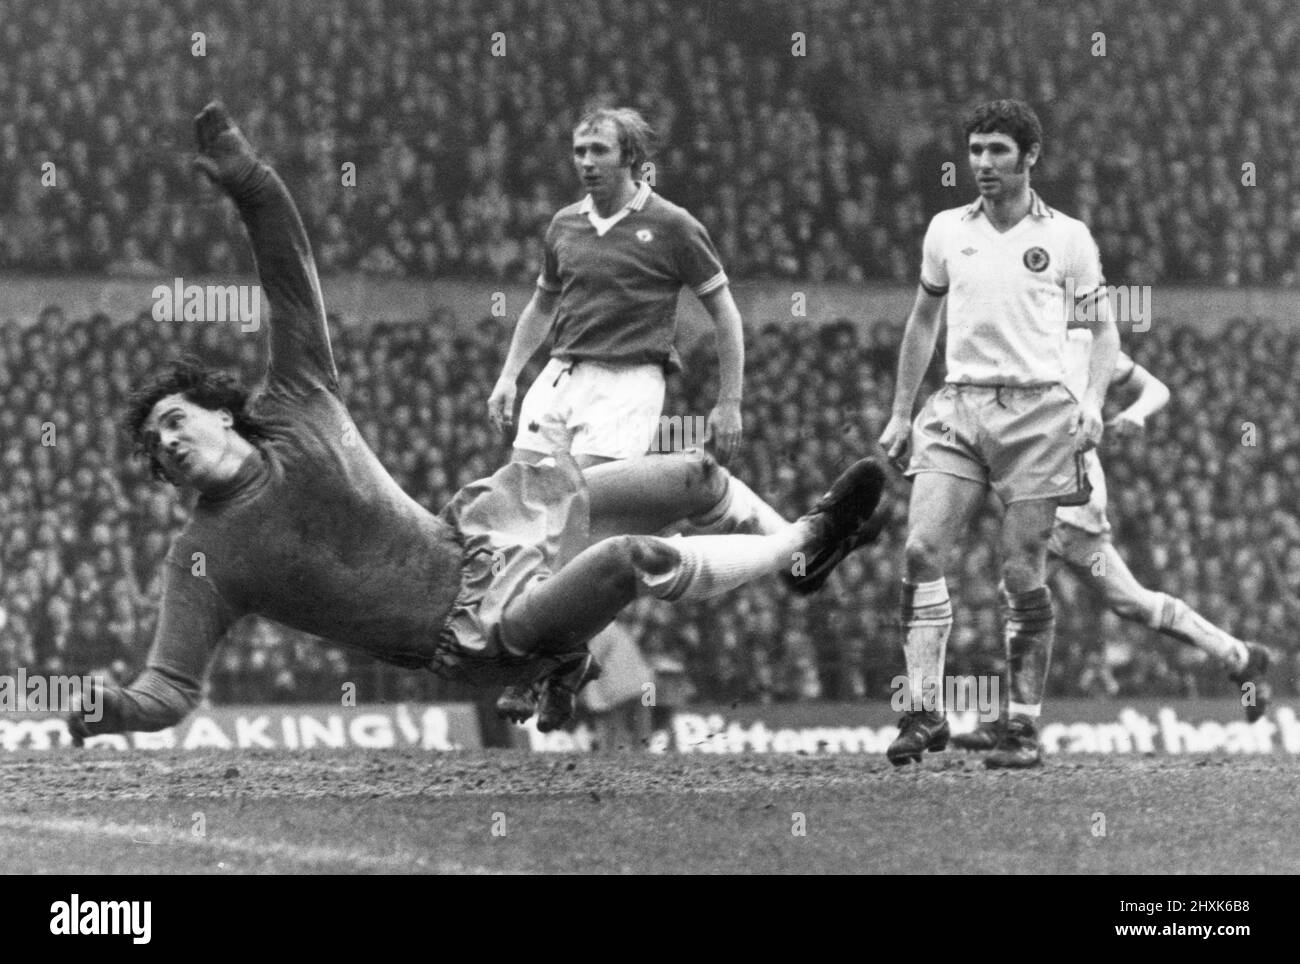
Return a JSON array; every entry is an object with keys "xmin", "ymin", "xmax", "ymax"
[
  {"xmin": 1023, "ymin": 246, "xmax": 1050, "ymax": 272},
  {"xmin": 636, "ymin": 229, "xmax": 653, "ymax": 243}
]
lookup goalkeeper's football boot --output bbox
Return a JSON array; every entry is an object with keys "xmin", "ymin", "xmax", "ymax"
[
  {"xmin": 886, "ymin": 710, "xmax": 950, "ymax": 766},
  {"xmin": 1229, "ymin": 642, "xmax": 1279, "ymax": 723},
  {"xmin": 983, "ymin": 715, "xmax": 1044, "ymax": 769}
]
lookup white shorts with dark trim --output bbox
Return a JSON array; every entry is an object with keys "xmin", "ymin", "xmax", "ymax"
[
  {"xmin": 1054, "ymin": 448, "xmax": 1110, "ymax": 533},
  {"xmin": 514, "ymin": 357, "xmax": 666, "ymax": 460},
  {"xmin": 906, "ymin": 382, "xmax": 1090, "ymax": 505}
]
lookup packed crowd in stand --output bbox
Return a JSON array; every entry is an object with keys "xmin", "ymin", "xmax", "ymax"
[
  {"xmin": 3, "ymin": 0, "xmax": 1298, "ymax": 706},
  {"xmin": 2, "ymin": 0, "xmax": 1299, "ymax": 286},
  {"xmin": 2, "ymin": 307, "xmax": 1296, "ymax": 705}
]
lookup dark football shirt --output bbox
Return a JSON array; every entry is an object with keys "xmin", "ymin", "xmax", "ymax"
[
  {"xmin": 91, "ymin": 163, "xmax": 464, "ymax": 733},
  {"xmin": 538, "ymin": 182, "xmax": 728, "ymax": 372}
]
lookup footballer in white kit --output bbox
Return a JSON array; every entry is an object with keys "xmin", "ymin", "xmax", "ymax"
[
  {"xmin": 879, "ymin": 99, "xmax": 1120, "ymax": 769},
  {"xmin": 954, "ymin": 331, "xmax": 1277, "ymax": 749}
]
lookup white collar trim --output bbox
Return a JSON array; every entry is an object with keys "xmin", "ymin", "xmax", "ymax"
[{"xmin": 581, "ymin": 181, "xmax": 652, "ymax": 235}]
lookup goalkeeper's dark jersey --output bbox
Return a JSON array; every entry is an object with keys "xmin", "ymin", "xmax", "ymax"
[{"xmin": 89, "ymin": 163, "xmax": 463, "ymax": 734}]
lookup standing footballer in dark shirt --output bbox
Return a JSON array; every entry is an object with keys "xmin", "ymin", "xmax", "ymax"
[
  {"xmin": 487, "ymin": 107, "xmax": 787, "ymax": 723},
  {"xmin": 489, "ymin": 107, "xmax": 746, "ymax": 466},
  {"xmin": 68, "ymin": 105, "xmax": 885, "ymax": 741}
]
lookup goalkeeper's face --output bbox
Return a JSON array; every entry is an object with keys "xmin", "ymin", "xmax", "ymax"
[{"xmin": 143, "ymin": 393, "xmax": 243, "ymax": 491}]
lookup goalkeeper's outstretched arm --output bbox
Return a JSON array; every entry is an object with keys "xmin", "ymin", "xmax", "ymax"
[
  {"xmin": 192, "ymin": 102, "xmax": 339, "ymax": 393},
  {"xmin": 68, "ymin": 557, "xmax": 232, "ymax": 742}
]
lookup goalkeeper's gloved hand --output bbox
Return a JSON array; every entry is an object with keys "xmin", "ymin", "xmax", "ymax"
[{"xmin": 191, "ymin": 102, "xmax": 262, "ymax": 192}]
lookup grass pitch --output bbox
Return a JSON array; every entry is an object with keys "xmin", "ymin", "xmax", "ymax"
[{"xmin": 3, "ymin": 749, "xmax": 1297, "ymax": 874}]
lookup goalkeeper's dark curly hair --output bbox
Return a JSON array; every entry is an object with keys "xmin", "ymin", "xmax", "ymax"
[{"xmin": 123, "ymin": 356, "xmax": 269, "ymax": 482}]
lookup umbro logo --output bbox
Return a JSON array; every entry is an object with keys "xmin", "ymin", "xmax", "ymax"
[
  {"xmin": 961, "ymin": 247, "xmax": 978, "ymax": 256},
  {"xmin": 637, "ymin": 229, "xmax": 654, "ymax": 243}
]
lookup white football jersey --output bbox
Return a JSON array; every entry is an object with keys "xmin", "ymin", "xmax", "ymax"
[{"xmin": 920, "ymin": 191, "xmax": 1105, "ymax": 386}]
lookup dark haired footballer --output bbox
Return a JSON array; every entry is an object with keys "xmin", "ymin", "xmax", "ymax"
[
  {"xmin": 67, "ymin": 105, "xmax": 886, "ymax": 741},
  {"xmin": 879, "ymin": 100, "xmax": 1119, "ymax": 768}
]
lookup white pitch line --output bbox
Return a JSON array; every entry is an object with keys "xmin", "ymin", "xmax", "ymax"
[{"xmin": 0, "ymin": 814, "xmax": 506, "ymax": 875}]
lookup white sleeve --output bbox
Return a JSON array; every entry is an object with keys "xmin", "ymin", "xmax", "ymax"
[
  {"xmin": 919, "ymin": 215, "xmax": 948, "ymax": 295},
  {"xmin": 1068, "ymin": 222, "xmax": 1106, "ymax": 301}
]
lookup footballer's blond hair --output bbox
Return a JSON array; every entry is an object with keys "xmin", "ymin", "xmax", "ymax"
[{"xmin": 574, "ymin": 107, "xmax": 654, "ymax": 173}]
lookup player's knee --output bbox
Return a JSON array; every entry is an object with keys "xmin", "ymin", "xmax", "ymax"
[
  {"xmin": 903, "ymin": 535, "xmax": 943, "ymax": 580},
  {"xmin": 1003, "ymin": 527, "xmax": 1050, "ymax": 587},
  {"xmin": 593, "ymin": 535, "xmax": 678, "ymax": 598},
  {"xmin": 1003, "ymin": 507, "xmax": 1053, "ymax": 553},
  {"xmin": 1003, "ymin": 527, "xmax": 1052, "ymax": 565},
  {"xmin": 1001, "ymin": 557, "xmax": 1046, "ymax": 595},
  {"xmin": 622, "ymin": 534, "xmax": 679, "ymax": 576},
  {"xmin": 685, "ymin": 448, "xmax": 727, "ymax": 501}
]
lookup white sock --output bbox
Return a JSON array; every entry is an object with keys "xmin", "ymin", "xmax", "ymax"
[
  {"xmin": 640, "ymin": 523, "xmax": 812, "ymax": 601},
  {"xmin": 1007, "ymin": 702, "xmax": 1042, "ymax": 718},
  {"xmin": 688, "ymin": 473, "xmax": 787, "ymax": 535},
  {"xmin": 1152, "ymin": 593, "xmax": 1248, "ymax": 671},
  {"xmin": 900, "ymin": 578, "xmax": 952, "ymax": 713}
]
